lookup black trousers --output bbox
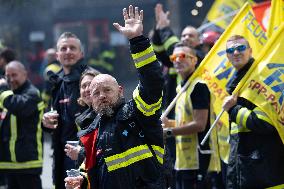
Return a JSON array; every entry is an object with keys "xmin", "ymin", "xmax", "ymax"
[{"xmin": 7, "ymin": 173, "xmax": 42, "ymax": 189}]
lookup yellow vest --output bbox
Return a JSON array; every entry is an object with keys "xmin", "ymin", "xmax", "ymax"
[{"xmin": 175, "ymin": 79, "xmax": 203, "ymax": 170}]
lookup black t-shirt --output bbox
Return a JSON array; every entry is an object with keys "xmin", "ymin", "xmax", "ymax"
[
  {"xmin": 191, "ymin": 83, "xmax": 210, "ymax": 110},
  {"xmin": 190, "ymin": 83, "xmax": 211, "ymax": 151}
]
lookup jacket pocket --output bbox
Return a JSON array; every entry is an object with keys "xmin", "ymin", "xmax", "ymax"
[{"xmin": 238, "ymin": 151, "xmax": 267, "ymax": 188}]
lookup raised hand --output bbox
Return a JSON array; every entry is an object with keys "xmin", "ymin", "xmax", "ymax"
[
  {"xmin": 155, "ymin": 3, "xmax": 170, "ymax": 29},
  {"xmin": 113, "ymin": 5, "xmax": 143, "ymax": 39}
]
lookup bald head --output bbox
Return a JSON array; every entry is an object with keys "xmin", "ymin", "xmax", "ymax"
[
  {"xmin": 90, "ymin": 74, "xmax": 119, "ymax": 89},
  {"xmin": 6, "ymin": 61, "xmax": 26, "ymax": 72},
  {"xmin": 181, "ymin": 26, "xmax": 200, "ymax": 48},
  {"xmin": 5, "ymin": 61, "xmax": 28, "ymax": 90},
  {"xmin": 90, "ymin": 74, "xmax": 123, "ymax": 116}
]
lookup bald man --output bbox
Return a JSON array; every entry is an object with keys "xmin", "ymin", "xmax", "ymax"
[
  {"xmin": 65, "ymin": 5, "xmax": 165, "ymax": 189},
  {"xmin": 0, "ymin": 61, "xmax": 44, "ymax": 189}
]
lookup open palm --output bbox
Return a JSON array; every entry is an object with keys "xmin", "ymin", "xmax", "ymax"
[{"xmin": 113, "ymin": 5, "xmax": 143, "ymax": 39}]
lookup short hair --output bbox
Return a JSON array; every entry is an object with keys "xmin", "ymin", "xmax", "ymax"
[
  {"xmin": 56, "ymin": 32, "xmax": 83, "ymax": 51},
  {"xmin": 0, "ymin": 48, "xmax": 16, "ymax": 63},
  {"xmin": 77, "ymin": 68, "xmax": 101, "ymax": 106},
  {"xmin": 174, "ymin": 42, "xmax": 197, "ymax": 56},
  {"xmin": 183, "ymin": 26, "xmax": 199, "ymax": 37},
  {"xmin": 79, "ymin": 68, "xmax": 101, "ymax": 87},
  {"xmin": 6, "ymin": 60, "xmax": 27, "ymax": 72},
  {"xmin": 227, "ymin": 35, "xmax": 250, "ymax": 48}
]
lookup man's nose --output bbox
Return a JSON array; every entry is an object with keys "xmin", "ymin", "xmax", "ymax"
[
  {"xmin": 66, "ymin": 47, "xmax": 73, "ymax": 53},
  {"xmin": 233, "ymin": 50, "xmax": 240, "ymax": 55},
  {"xmin": 99, "ymin": 93, "xmax": 106, "ymax": 99}
]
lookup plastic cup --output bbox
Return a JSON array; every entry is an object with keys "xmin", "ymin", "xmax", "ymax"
[
  {"xmin": 66, "ymin": 169, "xmax": 80, "ymax": 177},
  {"xmin": 66, "ymin": 141, "xmax": 79, "ymax": 147},
  {"xmin": 46, "ymin": 110, "xmax": 58, "ymax": 127}
]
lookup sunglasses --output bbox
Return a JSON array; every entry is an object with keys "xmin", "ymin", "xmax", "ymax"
[
  {"xmin": 226, "ymin": 45, "xmax": 247, "ymax": 54},
  {"xmin": 170, "ymin": 53, "xmax": 195, "ymax": 62}
]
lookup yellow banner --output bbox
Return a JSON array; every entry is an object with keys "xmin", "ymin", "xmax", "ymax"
[
  {"xmin": 206, "ymin": 0, "xmax": 254, "ymax": 29},
  {"xmin": 194, "ymin": 2, "xmax": 267, "ymax": 127},
  {"xmin": 267, "ymin": 0, "xmax": 284, "ymax": 38},
  {"xmin": 234, "ymin": 24, "xmax": 284, "ymax": 144}
]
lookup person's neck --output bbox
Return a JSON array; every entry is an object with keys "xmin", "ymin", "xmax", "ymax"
[{"xmin": 63, "ymin": 67, "xmax": 71, "ymax": 75}]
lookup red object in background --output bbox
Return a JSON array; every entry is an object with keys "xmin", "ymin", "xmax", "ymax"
[{"xmin": 252, "ymin": 1, "xmax": 271, "ymax": 31}]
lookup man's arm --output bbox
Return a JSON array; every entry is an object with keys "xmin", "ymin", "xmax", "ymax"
[
  {"xmin": 172, "ymin": 83, "xmax": 210, "ymax": 136},
  {"xmin": 113, "ymin": 5, "xmax": 164, "ymax": 116},
  {"xmin": 154, "ymin": 3, "xmax": 179, "ymax": 57},
  {"xmin": 229, "ymin": 103, "xmax": 276, "ymax": 134}
]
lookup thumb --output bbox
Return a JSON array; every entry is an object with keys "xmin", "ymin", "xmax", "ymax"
[
  {"xmin": 232, "ymin": 92, "xmax": 239, "ymax": 100},
  {"xmin": 113, "ymin": 23, "xmax": 122, "ymax": 31},
  {"xmin": 166, "ymin": 11, "xmax": 170, "ymax": 17}
]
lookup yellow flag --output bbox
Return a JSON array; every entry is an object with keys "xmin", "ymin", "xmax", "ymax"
[
  {"xmin": 206, "ymin": 0, "xmax": 254, "ymax": 29},
  {"xmin": 191, "ymin": 2, "xmax": 267, "ymax": 162},
  {"xmin": 267, "ymin": 0, "xmax": 284, "ymax": 38},
  {"xmin": 194, "ymin": 2, "xmax": 267, "ymax": 128},
  {"xmin": 234, "ymin": 23, "xmax": 284, "ymax": 144}
]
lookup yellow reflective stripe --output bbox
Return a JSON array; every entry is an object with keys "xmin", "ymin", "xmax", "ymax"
[
  {"xmin": 164, "ymin": 36, "xmax": 179, "ymax": 51},
  {"xmin": 0, "ymin": 160, "xmax": 42, "ymax": 169},
  {"xmin": 152, "ymin": 44, "xmax": 165, "ymax": 53},
  {"xmin": 230, "ymin": 122, "xmax": 251, "ymax": 135},
  {"xmin": 10, "ymin": 115, "xmax": 17, "ymax": 162},
  {"xmin": 131, "ymin": 46, "xmax": 157, "ymax": 68},
  {"xmin": 266, "ymin": 183, "xmax": 284, "ymax": 189},
  {"xmin": 151, "ymin": 145, "xmax": 164, "ymax": 164},
  {"xmin": 104, "ymin": 145, "xmax": 153, "ymax": 172},
  {"xmin": 37, "ymin": 101, "xmax": 45, "ymax": 111},
  {"xmin": 46, "ymin": 64, "xmax": 61, "ymax": 73},
  {"xmin": 253, "ymin": 107, "xmax": 273, "ymax": 125},
  {"xmin": 236, "ymin": 108, "xmax": 251, "ymax": 128},
  {"xmin": 37, "ymin": 102, "xmax": 44, "ymax": 161},
  {"xmin": 168, "ymin": 67, "xmax": 177, "ymax": 75},
  {"xmin": 0, "ymin": 90, "xmax": 13, "ymax": 108},
  {"xmin": 133, "ymin": 87, "xmax": 162, "ymax": 116},
  {"xmin": 41, "ymin": 92, "xmax": 50, "ymax": 102}
]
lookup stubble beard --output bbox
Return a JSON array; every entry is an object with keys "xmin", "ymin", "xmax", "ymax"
[{"xmin": 94, "ymin": 95, "xmax": 123, "ymax": 117}]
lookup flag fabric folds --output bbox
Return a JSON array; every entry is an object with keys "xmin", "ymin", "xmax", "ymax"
[
  {"xmin": 206, "ymin": 0, "xmax": 254, "ymax": 29},
  {"xmin": 191, "ymin": 2, "xmax": 267, "ymax": 162},
  {"xmin": 267, "ymin": 0, "xmax": 284, "ymax": 38},
  {"xmin": 234, "ymin": 23, "xmax": 284, "ymax": 144}
]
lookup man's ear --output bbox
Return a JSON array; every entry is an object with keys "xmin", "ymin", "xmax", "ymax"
[
  {"xmin": 118, "ymin": 85, "xmax": 124, "ymax": 96},
  {"xmin": 56, "ymin": 52, "xmax": 59, "ymax": 61}
]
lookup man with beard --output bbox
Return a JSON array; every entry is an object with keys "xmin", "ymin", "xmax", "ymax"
[{"xmin": 65, "ymin": 5, "xmax": 165, "ymax": 189}]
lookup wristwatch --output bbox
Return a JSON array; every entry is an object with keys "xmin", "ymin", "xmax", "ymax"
[{"xmin": 164, "ymin": 128, "xmax": 173, "ymax": 138}]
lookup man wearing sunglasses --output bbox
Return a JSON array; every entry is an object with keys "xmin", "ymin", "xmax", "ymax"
[
  {"xmin": 223, "ymin": 35, "xmax": 284, "ymax": 188},
  {"xmin": 162, "ymin": 42, "xmax": 211, "ymax": 189}
]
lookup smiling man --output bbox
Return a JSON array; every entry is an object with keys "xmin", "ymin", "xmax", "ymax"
[
  {"xmin": 162, "ymin": 42, "xmax": 212, "ymax": 189},
  {"xmin": 223, "ymin": 35, "xmax": 284, "ymax": 188},
  {"xmin": 42, "ymin": 32, "xmax": 92, "ymax": 189},
  {"xmin": 0, "ymin": 61, "xmax": 44, "ymax": 189}
]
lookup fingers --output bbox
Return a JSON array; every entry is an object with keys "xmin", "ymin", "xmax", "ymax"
[
  {"xmin": 122, "ymin": 5, "xmax": 142, "ymax": 21},
  {"xmin": 139, "ymin": 10, "xmax": 143, "ymax": 21},
  {"xmin": 128, "ymin": 5, "xmax": 134, "ymax": 19},
  {"xmin": 135, "ymin": 7, "xmax": 139, "ymax": 20},
  {"xmin": 123, "ymin": 8, "xmax": 128, "ymax": 20}
]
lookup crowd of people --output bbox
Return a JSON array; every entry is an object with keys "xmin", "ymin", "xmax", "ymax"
[{"xmin": 0, "ymin": 3, "xmax": 283, "ymax": 189}]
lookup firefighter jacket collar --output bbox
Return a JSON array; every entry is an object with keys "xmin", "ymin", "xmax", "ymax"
[
  {"xmin": 58, "ymin": 58, "xmax": 88, "ymax": 83},
  {"xmin": 13, "ymin": 80, "xmax": 30, "ymax": 94}
]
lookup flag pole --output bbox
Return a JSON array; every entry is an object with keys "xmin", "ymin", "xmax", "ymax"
[{"xmin": 200, "ymin": 109, "xmax": 225, "ymax": 145}]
